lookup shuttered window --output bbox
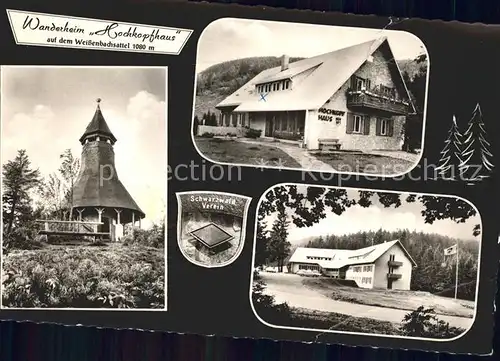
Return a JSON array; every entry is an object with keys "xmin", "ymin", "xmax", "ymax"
[
  {"xmin": 376, "ymin": 117, "xmax": 394, "ymax": 137},
  {"xmin": 346, "ymin": 113, "xmax": 370, "ymax": 135}
]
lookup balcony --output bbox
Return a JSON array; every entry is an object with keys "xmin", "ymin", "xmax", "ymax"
[
  {"xmin": 388, "ymin": 260, "xmax": 403, "ymax": 267},
  {"xmin": 387, "ymin": 273, "xmax": 402, "ymax": 280},
  {"xmin": 346, "ymin": 90, "xmax": 411, "ymax": 115}
]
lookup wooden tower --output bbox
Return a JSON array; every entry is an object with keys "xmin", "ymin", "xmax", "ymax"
[{"xmin": 72, "ymin": 99, "xmax": 145, "ymax": 241}]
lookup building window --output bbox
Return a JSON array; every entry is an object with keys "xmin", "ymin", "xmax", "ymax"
[
  {"xmin": 285, "ymin": 80, "xmax": 290, "ymax": 89},
  {"xmin": 380, "ymin": 118, "xmax": 388, "ymax": 135},
  {"xmin": 352, "ymin": 76, "xmax": 371, "ymax": 91},
  {"xmin": 353, "ymin": 115, "xmax": 363, "ymax": 133},
  {"xmin": 299, "ymin": 264, "xmax": 319, "ymax": 271},
  {"xmin": 376, "ymin": 118, "xmax": 393, "ymax": 137},
  {"xmin": 356, "ymin": 77, "xmax": 365, "ymax": 90}
]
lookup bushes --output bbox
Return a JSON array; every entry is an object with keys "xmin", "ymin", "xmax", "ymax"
[
  {"xmin": 2, "ymin": 245, "xmax": 165, "ymax": 308},
  {"xmin": 122, "ymin": 223, "xmax": 164, "ymax": 248},
  {"xmin": 244, "ymin": 128, "xmax": 262, "ymax": 139},
  {"xmin": 400, "ymin": 306, "xmax": 465, "ymax": 338},
  {"xmin": 3, "ymin": 226, "xmax": 45, "ymax": 255},
  {"xmin": 251, "ymin": 272, "xmax": 291, "ymax": 323},
  {"xmin": 200, "ymin": 132, "xmax": 215, "ymax": 138}
]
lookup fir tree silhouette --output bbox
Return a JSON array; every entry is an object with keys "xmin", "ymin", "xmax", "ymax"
[
  {"xmin": 459, "ymin": 103, "xmax": 494, "ymax": 182},
  {"xmin": 435, "ymin": 115, "xmax": 463, "ymax": 180}
]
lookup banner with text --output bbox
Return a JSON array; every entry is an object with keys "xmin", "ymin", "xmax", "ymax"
[{"xmin": 6, "ymin": 9, "xmax": 193, "ymax": 55}]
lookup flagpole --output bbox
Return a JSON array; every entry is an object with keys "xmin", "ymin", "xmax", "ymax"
[{"xmin": 455, "ymin": 243, "xmax": 459, "ymax": 299}]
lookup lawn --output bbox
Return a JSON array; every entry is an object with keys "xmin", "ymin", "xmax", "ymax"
[
  {"xmin": 194, "ymin": 137, "xmax": 301, "ymax": 168},
  {"xmin": 302, "ymin": 278, "xmax": 475, "ymax": 318},
  {"xmin": 2, "ymin": 243, "xmax": 165, "ymax": 309},
  {"xmin": 279, "ymin": 307, "xmax": 463, "ymax": 339},
  {"xmin": 286, "ymin": 306, "xmax": 399, "ymax": 335},
  {"xmin": 310, "ymin": 151, "xmax": 413, "ymax": 175}
]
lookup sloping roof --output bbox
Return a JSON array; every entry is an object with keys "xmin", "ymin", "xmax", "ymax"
[
  {"xmin": 79, "ymin": 100, "xmax": 117, "ymax": 144},
  {"xmin": 72, "ymin": 150, "xmax": 145, "ymax": 222},
  {"xmin": 73, "ymin": 100, "xmax": 144, "ymax": 222},
  {"xmin": 216, "ymin": 37, "xmax": 415, "ymax": 113},
  {"xmin": 288, "ymin": 240, "xmax": 417, "ymax": 269}
]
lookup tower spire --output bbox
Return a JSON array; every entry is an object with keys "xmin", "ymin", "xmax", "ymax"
[{"xmin": 79, "ymin": 98, "xmax": 117, "ymax": 145}]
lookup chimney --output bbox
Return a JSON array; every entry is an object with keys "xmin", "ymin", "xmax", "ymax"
[{"xmin": 281, "ymin": 54, "xmax": 289, "ymax": 71}]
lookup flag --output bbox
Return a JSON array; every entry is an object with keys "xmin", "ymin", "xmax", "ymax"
[{"xmin": 444, "ymin": 244, "xmax": 457, "ymax": 256}]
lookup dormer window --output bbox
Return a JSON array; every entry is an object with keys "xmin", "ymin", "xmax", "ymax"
[{"xmin": 256, "ymin": 79, "xmax": 292, "ymax": 94}]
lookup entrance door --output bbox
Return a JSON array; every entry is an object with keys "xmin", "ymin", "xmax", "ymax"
[
  {"xmin": 100, "ymin": 217, "xmax": 110, "ymax": 233},
  {"xmin": 265, "ymin": 114, "xmax": 274, "ymax": 137}
]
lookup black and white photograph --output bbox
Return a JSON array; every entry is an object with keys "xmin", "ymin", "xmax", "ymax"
[
  {"xmin": 1, "ymin": 66, "xmax": 167, "ymax": 309},
  {"xmin": 193, "ymin": 18, "xmax": 428, "ymax": 176},
  {"xmin": 176, "ymin": 191, "xmax": 251, "ymax": 267},
  {"xmin": 251, "ymin": 184, "xmax": 480, "ymax": 339}
]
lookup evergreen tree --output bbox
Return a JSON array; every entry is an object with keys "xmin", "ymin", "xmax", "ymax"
[
  {"xmin": 210, "ymin": 112, "xmax": 218, "ymax": 126},
  {"xmin": 193, "ymin": 116, "xmax": 200, "ymax": 136},
  {"xmin": 459, "ymin": 103, "xmax": 494, "ymax": 182},
  {"xmin": 2, "ymin": 150, "xmax": 41, "ymax": 234},
  {"xmin": 435, "ymin": 115, "xmax": 463, "ymax": 180},
  {"xmin": 268, "ymin": 208, "xmax": 291, "ymax": 272},
  {"xmin": 254, "ymin": 216, "xmax": 270, "ymax": 267}
]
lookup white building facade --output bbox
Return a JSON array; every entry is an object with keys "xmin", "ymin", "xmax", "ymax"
[{"xmin": 287, "ymin": 240, "xmax": 417, "ymax": 290}]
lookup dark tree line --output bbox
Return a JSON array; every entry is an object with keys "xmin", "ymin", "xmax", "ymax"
[
  {"xmin": 194, "ymin": 111, "xmax": 218, "ymax": 128},
  {"xmin": 305, "ymin": 229, "xmax": 478, "ymax": 297},
  {"xmin": 402, "ymin": 53, "xmax": 427, "ymax": 153}
]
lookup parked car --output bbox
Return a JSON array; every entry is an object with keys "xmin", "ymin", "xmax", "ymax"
[{"xmin": 265, "ymin": 266, "xmax": 278, "ymax": 273}]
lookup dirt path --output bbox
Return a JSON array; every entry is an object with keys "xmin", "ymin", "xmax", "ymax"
[
  {"xmin": 260, "ymin": 273, "xmax": 474, "ymax": 330},
  {"xmin": 237, "ymin": 139, "xmax": 336, "ymax": 171},
  {"xmin": 367, "ymin": 150, "xmax": 420, "ymax": 163}
]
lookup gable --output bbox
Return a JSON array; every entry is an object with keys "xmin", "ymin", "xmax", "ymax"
[
  {"xmin": 384, "ymin": 241, "xmax": 417, "ymax": 267},
  {"xmin": 217, "ymin": 38, "xmax": 416, "ymax": 113}
]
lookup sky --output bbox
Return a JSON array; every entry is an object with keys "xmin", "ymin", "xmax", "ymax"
[
  {"xmin": 1, "ymin": 66, "xmax": 167, "ymax": 229},
  {"xmin": 263, "ymin": 187, "xmax": 480, "ymax": 244},
  {"xmin": 196, "ymin": 18, "xmax": 427, "ymax": 73}
]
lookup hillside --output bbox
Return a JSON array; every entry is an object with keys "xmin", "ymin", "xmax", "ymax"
[
  {"xmin": 194, "ymin": 56, "xmax": 424, "ymax": 119},
  {"xmin": 195, "ymin": 56, "xmax": 303, "ymax": 118}
]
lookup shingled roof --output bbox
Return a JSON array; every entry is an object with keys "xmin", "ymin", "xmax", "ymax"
[
  {"xmin": 72, "ymin": 99, "xmax": 145, "ymax": 222},
  {"xmin": 216, "ymin": 37, "xmax": 415, "ymax": 113},
  {"xmin": 79, "ymin": 99, "xmax": 117, "ymax": 144},
  {"xmin": 72, "ymin": 162, "xmax": 146, "ymax": 222}
]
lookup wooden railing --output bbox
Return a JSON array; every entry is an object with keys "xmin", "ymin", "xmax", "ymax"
[
  {"xmin": 347, "ymin": 91, "xmax": 410, "ymax": 115},
  {"xmin": 35, "ymin": 220, "xmax": 104, "ymax": 233}
]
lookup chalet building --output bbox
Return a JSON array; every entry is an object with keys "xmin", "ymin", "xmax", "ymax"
[
  {"xmin": 215, "ymin": 37, "xmax": 416, "ymax": 151},
  {"xmin": 287, "ymin": 240, "xmax": 417, "ymax": 290},
  {"xmin": 71, "ymin": 99, "xmax": 145, "ymax": 241}
]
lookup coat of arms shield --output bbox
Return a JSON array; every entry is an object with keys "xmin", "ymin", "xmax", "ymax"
[{"xmin": 176, "ymin": 191, "xmax": 252, "ymax": 267}]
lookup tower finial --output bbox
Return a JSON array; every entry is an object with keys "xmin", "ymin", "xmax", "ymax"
[{"xmin": 96, "ymin": 98, "xmax": 102, "ymax": 104}]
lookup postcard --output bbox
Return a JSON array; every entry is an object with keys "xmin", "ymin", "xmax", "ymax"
[{"xmin": 0, "ymin": 1, "xmax": 497, "ymax": 355}]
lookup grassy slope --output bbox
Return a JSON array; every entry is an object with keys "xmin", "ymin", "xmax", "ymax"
[
  {"xmin": 2, "ymin": 244, "xmax": 165, "ymax": 309},
  {"xmin": 194, "ymin": 137, "xmax": 302, "ymax": 168},
  {"xmin": 194, "ymin": 56, "xmax": 424, "ymax": 119},
  {"xmin": 302, "ymin": 278, "xmax": 474, "ymax": 318}
]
